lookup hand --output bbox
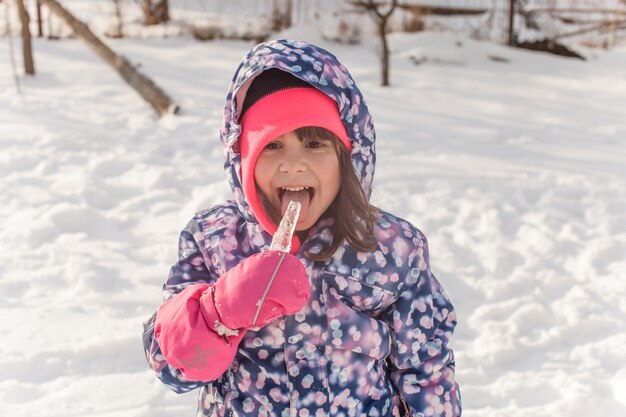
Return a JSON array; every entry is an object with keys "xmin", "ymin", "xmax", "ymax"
[
  {"xmin": 155, "ymin": 284, "xmax": 246, "ymax": 382},
  {"xmin": 201, "ymin": 251, "xmax": 310, "ymax": 331}
]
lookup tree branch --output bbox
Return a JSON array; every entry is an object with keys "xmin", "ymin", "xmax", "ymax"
[
  {"xmin": 39, "ymin": 0, "xmax": 178, "ymax": 116},
  {"xmin": 349, "ymin": 0, "xmax": 397, "ymax": 20}
]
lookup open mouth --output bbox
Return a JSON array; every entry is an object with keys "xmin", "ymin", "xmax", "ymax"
[
  {"xmin": 277, "ymin": 186, "xmax": 315, "ymax": 201},
  {"xmin": 277, "ymin": 186, "xmax": 314, "ymax": 222}
]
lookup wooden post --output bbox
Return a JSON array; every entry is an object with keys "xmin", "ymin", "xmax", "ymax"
[
  {"xmin": 508, "ymin": 0, "xmax": 516, "ymax": 46},
  {"xmin": 40, "ymin": 0, "xmax": 178, "ymax": 116}
]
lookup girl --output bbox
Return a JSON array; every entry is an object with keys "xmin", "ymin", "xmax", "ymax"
[{"xmin": 143, "ymin": 39, "xmax": 461, "ymax": 417}]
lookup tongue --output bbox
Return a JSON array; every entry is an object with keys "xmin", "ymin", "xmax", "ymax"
[{"xmin": 281, "ymin": 190, "xmax": 310, "ymax": 223}]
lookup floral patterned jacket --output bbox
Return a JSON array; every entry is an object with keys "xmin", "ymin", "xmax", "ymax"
[{"xmin": 143, "ymin": 39, "xmax": 461, "ymax": 417}]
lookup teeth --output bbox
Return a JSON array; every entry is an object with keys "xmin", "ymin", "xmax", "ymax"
[{"xmin": 281, "ymin": 186, "xmax": 310, "ymax": 192}]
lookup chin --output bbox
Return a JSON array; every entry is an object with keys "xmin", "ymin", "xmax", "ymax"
[
  {"xmin": 294, "ymin": 217, "xmax": 318, "ymax": 232},
  {"xmin": 294, "ymin": 222, "xmax": 312, "ymax": 232}
]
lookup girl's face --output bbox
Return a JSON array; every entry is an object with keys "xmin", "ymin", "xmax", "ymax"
[{"xmin": 254, "ymin": 130, "xmax": 341, "ymax": 231}]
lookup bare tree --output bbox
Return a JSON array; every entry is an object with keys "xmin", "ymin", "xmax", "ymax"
[
  {"xmin": 285, "ymin": 0, "xmax": 293, "ymax": 29},
  {"xmin": 107, "ymin": 0, "xmax": 124, "ymax": 38},
  {"xmin": 137, "ymin": 0, "xmax": 169, "ymax": 26},
  {"xmin": 15, "ymin": 0, "xmax": 35, "ymax": 75},
  {"xmin": 36, "ymin": 0, "xmax": 43, "ymax": 37},
  {"xmin": 350, "ymin": 0, "xmax": 398, "ymax": 86},
  {"xmin": 271, "ymin": 0, "xmax": 293, "ymax": 32}
]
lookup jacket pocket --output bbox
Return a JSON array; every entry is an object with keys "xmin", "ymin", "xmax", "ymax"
[
  {"xmin": 323, "ymin": 271, "xmax": 396, "ymax": 313},
  {"xmin": 323, "ymin": 271, "xmax": 395, "ymax": 360}
]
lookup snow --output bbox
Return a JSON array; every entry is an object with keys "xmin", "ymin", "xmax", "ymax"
[{"xmin": 1, "ymin": 2, "xmax": 626, "ymax": 417}]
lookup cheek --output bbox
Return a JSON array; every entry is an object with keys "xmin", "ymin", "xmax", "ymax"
[
  {"xmin": 331, "ymin": 171, "xmax": 342, "ymax": 199},
  {"xmin": 322, "ymin": 157, "xmax": 342, "ymax": 198},
  {"xmin": 254, "ymin": 160, "xmax": 271, "ymax": 192}
]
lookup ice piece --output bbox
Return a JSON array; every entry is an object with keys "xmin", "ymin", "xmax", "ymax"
[{"xmin": 269, "ymin": 200, "xmax": 301, "ymax": 253}]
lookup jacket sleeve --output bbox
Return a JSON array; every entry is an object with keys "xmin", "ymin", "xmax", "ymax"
[
  {"xmin": 142, "ymin": 216, "xmax": 221, "ymax": 393},
  {"xmin": 382, "ymin": 237, "xmax": 462, "ymax": 417}
]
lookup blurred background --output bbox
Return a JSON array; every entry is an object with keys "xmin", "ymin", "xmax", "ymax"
[{"xmin": 1, "ymin": 1, "xmax": 625, "ymax": 417}]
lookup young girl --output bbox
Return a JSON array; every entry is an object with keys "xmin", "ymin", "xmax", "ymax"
[{"xmin": 143, "ymin": 39, "xmax": 461, "ymax": 417}]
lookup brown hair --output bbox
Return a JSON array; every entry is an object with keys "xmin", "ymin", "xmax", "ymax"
[{"xmin": 257, "ymin": 126, "xmax": 379, "ymax": 261}]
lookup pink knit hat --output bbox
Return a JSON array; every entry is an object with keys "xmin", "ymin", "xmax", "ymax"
[{"xmin": 239, "ymin": 69, "xmax": 352, "ymax": 246}]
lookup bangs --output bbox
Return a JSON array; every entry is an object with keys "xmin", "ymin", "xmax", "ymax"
[{"xmin": 295, "ymin": 126, "xmax": 340, "ymax": 143}]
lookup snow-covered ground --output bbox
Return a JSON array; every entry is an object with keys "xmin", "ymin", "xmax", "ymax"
[{"xmin": 1, "ymin": 3, "xmax": 626, "ymax": 416}]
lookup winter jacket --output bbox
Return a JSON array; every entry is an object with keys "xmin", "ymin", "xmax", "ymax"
[{"xmin": 143, "ymin": 39, "xmax": 461, "ymax": 417}]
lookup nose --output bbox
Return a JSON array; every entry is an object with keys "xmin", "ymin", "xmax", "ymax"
[{"xmin": 278, "ymin": 147, "xmax": 307, "ymax": 173}]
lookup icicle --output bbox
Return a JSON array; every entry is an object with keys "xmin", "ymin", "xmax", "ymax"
[
  {"xmin": 252, "ymin": 201, "xmax": 301, "ymax": 326},
  {"xmin": 269, "ymin": 200, "xmax": 301, "ymax": 253}
]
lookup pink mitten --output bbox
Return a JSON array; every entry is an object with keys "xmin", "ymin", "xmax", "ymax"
[
  {"xmin": 155, "ymin": 251, "xmax": 309, "ymax": 381},
  {"xmin": 200, "ymin": 251, "xmax": 310, "ymax": 331},
  {"xmin": 155, "ymin": 284, "xmax": 245, "ymax": 382}
]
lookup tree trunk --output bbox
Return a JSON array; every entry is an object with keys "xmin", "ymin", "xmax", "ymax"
[
  {"xmin": 349, "ymin": 0, "xmax": 397, "ymax": 86},
  {"xmin": 271, "ymin": 0, "xmax": 282, "ymax": 31},
  {"xmin": 36, "ymin": 1, "xmax": 43, "ymax": 37},
  {"xmin": 271, "ymin": 0, "xmax": 292, "ymax": 31},
  {"xmin": 508, "ymin": 0, "xmax": 516, "ymax": 46},
  {"xmin": 40, "ymin": 0, "xmax": 178, "ymax": 116},
  {"xmin": 285, "ymin": 0, "xmax": 293, "ymax": 29},
  {"xmin": 380, "ymin": 19, "xmax": 389, "ymax": 86},
  {"xmin": 108, "ymin": 0, "xmax": 124, "ymax": 38},
  {"xmin": 15, "ymin": 0, "xmax": 35, "ymax": 75},
  {"xmin": 143, "ymin": 0, "xmax": 169, "ymax": 26}
]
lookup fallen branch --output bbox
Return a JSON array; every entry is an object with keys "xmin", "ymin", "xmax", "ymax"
[
  {"xmin": 517, "ymin": 39, "xmax": 586, "ymax": 60},
  {"xmin": 525, "ymin": 7, "xmax": 626, "ymax": 17},
  {"xmin": 40, "ymin": 0, "xmax": 178, "ymax": 116},
  {"xmin": 554, "ymin": 20, "xmax": 626, "ymax": 40},
  {"xmin": 551, "ymin": 15, "xmax": 626, "ymax": 26},
  {"xmin": 397, "ymin": 4, "xmax": 488, "ymax": 16}
]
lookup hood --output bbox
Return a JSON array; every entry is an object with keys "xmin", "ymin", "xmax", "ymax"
[{"xmin": 219, "ymin": 39, "xmax": 376, "ymax": 233}]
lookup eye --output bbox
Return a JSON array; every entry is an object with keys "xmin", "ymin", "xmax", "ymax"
[
  {"xmin": 305, "ymin": 140, "xmax": 324, "ymax": 149},
  {"xmin": 264, "ymin": 142, "xmax": 281, "ymax": 150}
]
